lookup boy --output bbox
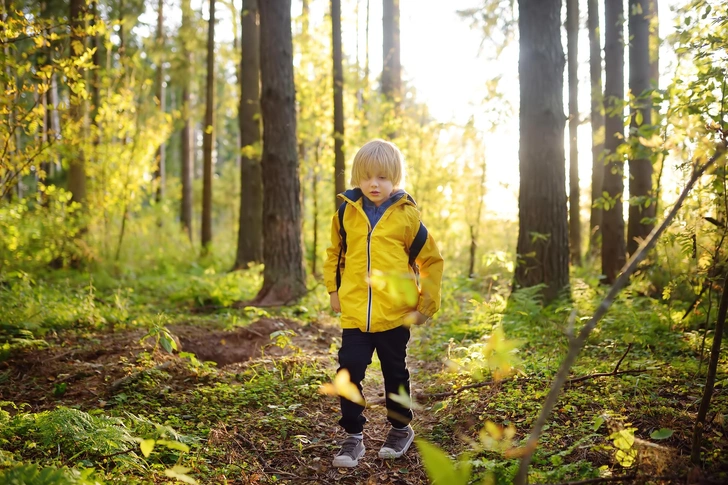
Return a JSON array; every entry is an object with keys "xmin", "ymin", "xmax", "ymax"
[{"xmin": 323, "ymin": 139, "xmax": 444, "ymax": 468}]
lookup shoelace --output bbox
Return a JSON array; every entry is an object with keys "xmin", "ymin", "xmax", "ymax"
[
  {"xmin": 382, "ymin": 428, "xmax": 408, "ymax": 450},
  {"xmin": 338, "ymin": 437, "xmax": 360, "ymax": 457}
]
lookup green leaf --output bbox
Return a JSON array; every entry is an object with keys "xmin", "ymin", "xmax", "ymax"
[
  {"xmin": 140, "ymin": 439, "xmax": 155, "ymax": 457},
  {"xmin": 160, "ymin": 334, "xmax": 177, "ymax": 354},
  {"xmin": 635, "ymin": 110, "xmax": 643, "ymax": 126},
  {"xmin": 388, "ymin": 385, "xmax": 422, "ymax": 411},
  {"xmin": 416, "ymin": 439, "xmax": 470, "ymax": 485},
  {"xmin": 593, "ymin": 416, "xmax": 605, "ymax": 431},
  {"xmin": 650, "ymin": 428, "xmax": 673, "ymax": 440}
]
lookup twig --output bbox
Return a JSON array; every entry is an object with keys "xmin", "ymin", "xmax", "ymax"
[
  {"xmin": 514, "ymin": 146, "xmax": 727, "ymax": 485},
  {"xmin": 96, "ymin": 447, "xmax": 137, "ymax": 461},
  {"xmin": 261, "ymin": 443, "xmax": 331, "ymax": 453},
  {"xmin": 367, "ymin": 378, "xmax": 511, "ymax": 405},
  {"xmin": 566, "ymin": 368, "xmax": 653, "ymax": 385},
  {"xmin": 612, "ymin": 343, "xmax": 632, "ymax": 373}
]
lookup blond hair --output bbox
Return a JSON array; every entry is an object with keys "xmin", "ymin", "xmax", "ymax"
[{"xmin": 350, "ymin": 139, "xmax": 405, "ymax": 188}]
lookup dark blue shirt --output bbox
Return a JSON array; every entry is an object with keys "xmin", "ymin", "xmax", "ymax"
[{"xmin": 362, "ymin": 189, "xmax": 405, "ymax": 229}]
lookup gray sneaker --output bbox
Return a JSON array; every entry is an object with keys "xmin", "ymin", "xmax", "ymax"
[
  {"xmin": 378, "ymin": 425, "xmax": 415, "ymax": 459},
  {"xmin": 332, "ymin": 436, "xmax": 365, "ymax": 467}
]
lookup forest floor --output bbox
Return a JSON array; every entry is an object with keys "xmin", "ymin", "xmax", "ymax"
[{"xmin": 1, "ymin": 266, "xmax": 727, "ymax": 484}]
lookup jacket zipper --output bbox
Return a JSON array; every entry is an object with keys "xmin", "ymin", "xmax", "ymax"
[
  {"xmin": 366, "ymin": 230, "xmax": 372, "ymax": 332},
  {"xmin": 364, "ymin": 199, "xmax": 406, "ymax": 332}
]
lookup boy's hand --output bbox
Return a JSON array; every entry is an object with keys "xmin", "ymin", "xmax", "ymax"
[
  {"xmin": 410, "ymin": 311, "xmax": 430, "ymax": 326},
  {"xmin": 330, "ymin": 292, "xmax": 341, "ymax": 313}
]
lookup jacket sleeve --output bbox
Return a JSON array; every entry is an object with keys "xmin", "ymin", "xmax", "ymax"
[
  {"xmin": 409, "ymin": 212, "xmax": 444, "ymax": 317},
  {"xmin": 323, "ymin": 211, "xmax": 344, "ymax": 294}
]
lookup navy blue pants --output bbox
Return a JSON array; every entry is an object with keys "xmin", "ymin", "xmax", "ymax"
[{"xmin": 337, "ymin": 325, "xmax": 413, "ymax": 434}]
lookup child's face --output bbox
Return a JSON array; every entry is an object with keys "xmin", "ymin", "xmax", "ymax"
[{"xmin": 360, "ymin": 173, "xmax": 394, "ymax": 207}]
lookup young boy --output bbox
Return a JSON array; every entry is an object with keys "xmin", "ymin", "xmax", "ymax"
[{"xmin": 323, "ymin": 139, "xmax": 444, "ymax": 468}]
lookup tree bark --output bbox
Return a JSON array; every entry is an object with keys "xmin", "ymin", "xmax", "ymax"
[
  {"xmin": 332, "ymin": 0, "xmax": 346, "ymax": 208},
  {"xmin": 514, "ymin": 0, "xmax": 569, "ymax": 304},
  {"xmin": 601, "ymin": 0, "xmax": 626, "ymax": 284},
  {"xmin": 567, "ymin": 0, "xmax": 581, "ymax": 266},
  {"xmin": 90, "ymin": 0, "xmax": 100, "ymax": 144},
  {"xmin": 154, "ymin": 0, "xmax": 166, "ymax": 202},
  {"xmin": 180, "ymin": 0, "xmax": 193, "ymax": 241},
  {"xmin": 235, "ymin": 0, "xmax": 263, "ymax": 268},
  {"xmin": 588, "ymin": 0, "xmax": 605, "ymax": 258},
  {"xmin": 381, "ymin": 0, "xmax": 401, "ymax": 104},
  {"xmin": 626, "ymin": 0, "xmax": 654, "ymax": 257},
  {"xmin": 68, "ymin": 0, "xmax": 87, "ymax": 204},
  {"xmin": 254, "ymin": 0, "xmax": 307, "ymax": 306},
  {"xmin": 650, "ymin": 0, "xmax": 662, "ymax": 214},
  {"xmin": 201, "ymin": 0, "xmax": 216, "ymax": 251}
]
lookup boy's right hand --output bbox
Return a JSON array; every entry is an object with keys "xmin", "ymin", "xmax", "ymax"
[{"xmin": 330, "ymin": 292, "xmax": 341, "ymax": 313}]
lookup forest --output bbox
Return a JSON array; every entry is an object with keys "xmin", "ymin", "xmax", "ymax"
[{"xmin": 0, "ymin": 0, "xmax": 727, "ymax": 483}]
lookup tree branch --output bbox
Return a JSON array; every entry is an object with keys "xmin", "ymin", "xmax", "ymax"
[{"xmin": 613, "ymin": 343, "xmax": 632, "ymax": 373}]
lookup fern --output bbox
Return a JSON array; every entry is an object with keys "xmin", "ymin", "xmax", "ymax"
[
  {"xmin": 0, "ymin": 464, "xmax": 104, "ymax": 485},
  {"xmin": 2, "ymin": 408, "xmax": 139, "ymax": 467}
]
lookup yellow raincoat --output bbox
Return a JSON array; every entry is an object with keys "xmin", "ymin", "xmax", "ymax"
[{"xmin": 324, "ymin": 189, "xmax": 444, "ymax": 333}]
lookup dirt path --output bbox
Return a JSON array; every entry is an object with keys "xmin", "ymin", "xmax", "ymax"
[{"xmin": 0, "ymin": 318, "xmax": 435, "ymax": 484}]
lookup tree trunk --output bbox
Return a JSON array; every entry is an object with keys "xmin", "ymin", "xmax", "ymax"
[
  {"xmin": 90, "ymin": 0, "xmax": 100, "ymax": 143},
  {"xmin": 649, "ymin": 0, "xmax": 659, "ymax": 91},
  {"xmin": 626, "ymin": 0, "xmax": 654, "ymax": 257},
  {"xmin": 180, "ymin": 0, "xmax": 193, "ymax": 241},
  {"xmin": 154, "ymin": 0, "xmax": 166, "ymax": 202},
  {"xmin": 235, "ymin": 0, "xmax": 263, "ymax": 268},
  {"xmin": 381, "ymin": 0, "xmax": 400, "ymax": 104},
  {"xmin": 68, "ymin": 0, "xmax": 87, "ymax": 204},
  {"xmin": 118, "ymin": 0, "xmax": 125, "ymax": 55},
  {"xmin": 650, "ymin": 0, "xmax": 662, "ymax": 214},
  {"xmin": 332, "ymin": 0, "xmax": 346, "ymax": 208},
  {"xmin": 201, "ymin": 0, "xmax": 216, "ymax": 251},
  {"xmin": 514, "ymin": 0, "xmax": 569, "ymax": 304},
  {"xmin": 588, "ymin": 0, "xmax": 605, "ymax": 258},
  {"xmin": 601, "ymin": 0, "xmax": 626, "ymax": 284},
  {"xmin": 254, "ymin": 0, "xmax": 307, "ymax": 306},
  {"xmin": 312, "ymin": 141, "xmax": 321, "ymax": 276},
  {"xmin": 469, "ymin": 154, "xmax": 487, "ymax": 278},
  {"xmin": 567, "ymin": 0, "xmax": 581, "ymax": 266},
  {"xmin": 365, "ymin": 0, "xmax": 370, "ymax": 85}
]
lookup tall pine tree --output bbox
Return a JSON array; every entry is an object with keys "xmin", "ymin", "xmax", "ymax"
[
  {"xmin": 253, "ymin": 0, "xmax": 306, "ymax": 305},
  {"xmin": 514, "ymin": 0, "xmax": 569, "ymax": 303},
  {"xmin": 235, "ymin": 0, "xmax": 263, "ymax": 268}
]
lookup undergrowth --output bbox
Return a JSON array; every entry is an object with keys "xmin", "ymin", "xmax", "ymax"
[{"xmin": 0, "ymin": 241, "xmax": 727, "ymax": 483}]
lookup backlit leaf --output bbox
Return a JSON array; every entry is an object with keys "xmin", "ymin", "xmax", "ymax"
[
  {"xmin": 416, "ymin": 439, "xmax": 471, "ymax": 485},
  {"xmin": 319, "ymin": 369, "xmax": 365, "ymax": 405},
  {"xmin": 140, "ymin": 439, "xmax": 155, "ymax": 457}
]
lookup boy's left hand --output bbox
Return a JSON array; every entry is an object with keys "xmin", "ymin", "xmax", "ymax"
[{"xmin": 410, "ymin": 311, "xmax": 430, "ymax": 326}]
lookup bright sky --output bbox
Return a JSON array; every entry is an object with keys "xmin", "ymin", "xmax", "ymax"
[{"xmin": 143, "ymin": 0, "xmax": 682, "ymax": 221}]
